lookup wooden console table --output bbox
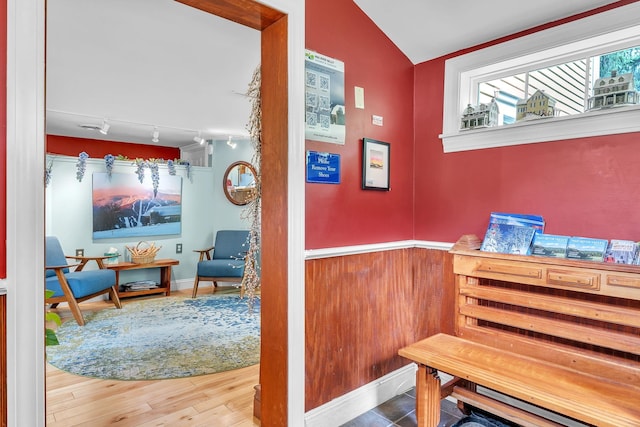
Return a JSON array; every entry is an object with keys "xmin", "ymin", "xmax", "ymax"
[
  {"xmin": 400, "ymin": 245, "xmax": 640, "ymax": 427},
  {"xmin": 106, "ymin": 258, "xmax": 179, "ymax": 298}
]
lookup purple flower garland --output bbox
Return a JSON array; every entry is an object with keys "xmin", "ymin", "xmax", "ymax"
[{"xmin": 76, "ymin": 152, "xmax": 89, "ymax": 182}]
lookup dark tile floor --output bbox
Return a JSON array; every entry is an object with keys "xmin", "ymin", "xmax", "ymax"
[{"xmin": 340, "ymin": 387, "xmax": 464, "ymax": 427}]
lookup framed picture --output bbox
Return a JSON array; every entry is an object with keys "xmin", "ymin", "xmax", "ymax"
[
  {"xmin": 92, "ymin": 172, "xmax": 182, "ymax": 239},
  {"xmin": 361, "ymin": 138, "xmax": 390, "ymax": 191}
]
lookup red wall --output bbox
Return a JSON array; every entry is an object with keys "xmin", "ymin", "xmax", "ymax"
[
  {"xmin": 305, "ymin": 0, "xmax": 415, "ymax": 249},
  {"xmin": 305, "ymin": 0, "xmax": 640, "ymax": 250},
  {"xmin": 47, "ymin": 135, "xmax": 180, "ymax": 160},
  {"xmin": 414, "ymin": 1, "xmax": 640, "ymax": 244}
]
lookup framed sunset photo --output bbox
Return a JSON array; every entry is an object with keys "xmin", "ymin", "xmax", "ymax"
[{"xmin": 361, "ymin": 138, "xmax": 390, "ymax": 191}]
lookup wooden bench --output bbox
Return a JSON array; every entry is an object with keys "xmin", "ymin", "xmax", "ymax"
[{"xmin": 399, "ymin": 240, "xmax": 640, "ymax": 427}]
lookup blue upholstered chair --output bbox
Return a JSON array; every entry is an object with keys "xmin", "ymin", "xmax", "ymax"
[
  {"xmin": 45, "ymin": 236, "xmax": 122, "ymax": 326},
  {"xmin": 192, "ymin": 230, "xmax": 249, "ymax": 298}
]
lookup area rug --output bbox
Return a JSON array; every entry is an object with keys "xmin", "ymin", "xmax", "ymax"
[{"xmin": 46, "ymin": 294, "xmax": 260, "ymax": 380}]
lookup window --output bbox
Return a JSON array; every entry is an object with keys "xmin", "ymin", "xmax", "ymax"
[
  {"xmin": 440, "ymin": 2, "xmax": 640, "ymax": 152},
  {"xmin": 478, "ymin": 46, "xmax": 640, "ymax": 124}
]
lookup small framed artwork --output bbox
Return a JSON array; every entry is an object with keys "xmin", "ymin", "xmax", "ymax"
[{"xmin": 361, "ymin": 138, "xmax": 390, "ymax": 191}]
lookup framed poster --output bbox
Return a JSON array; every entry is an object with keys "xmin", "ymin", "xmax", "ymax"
[
  {"xmin": 305, "ymin": 50, "xmax": 346, "ymax": 144},
  {"xmin": 92, "ymin": 172, "xmax": 182, "ymax": 239},
  {"xmin": 361, "ymin": 138, "xmax": 390, "ymax": 191}
]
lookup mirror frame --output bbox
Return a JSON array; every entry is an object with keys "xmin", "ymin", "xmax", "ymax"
[{"xmin": 223, "ymin": 161, "xmax": 258, "ymax": 206}]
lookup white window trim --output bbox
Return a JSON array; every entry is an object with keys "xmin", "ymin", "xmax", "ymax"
[{"xmin": 440, "ymin": 2, "xmax": 640, "ymax": 153}]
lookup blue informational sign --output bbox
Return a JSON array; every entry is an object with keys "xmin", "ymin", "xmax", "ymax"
[{"xmin": 306, "ymin": 151, "xmax": 340, "ymax": 184}]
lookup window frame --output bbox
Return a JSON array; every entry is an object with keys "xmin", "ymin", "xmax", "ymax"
[{"xmin": 440, "ymin": 2, "xmax": 640, "ymax": 153}]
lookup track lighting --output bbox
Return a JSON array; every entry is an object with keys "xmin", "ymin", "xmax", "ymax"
[
  {"xmin": 226, "ymin": 136, "xmax": 237, "ymax": 149},
  {"xmin": 99, "ymin": 120, "xmax": 110, "ymax": 135},
  {"xmin": 193, "ymin": 132, "xmax": 205, "ymax": 145},
  {"xmin": 152, "ymin": 127, "xmax": 160, "ymax": 143}
]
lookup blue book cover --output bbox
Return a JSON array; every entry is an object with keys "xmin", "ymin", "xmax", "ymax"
[
  {"xmin": 566, "ymin": 237, "xmax": 609, "ymax": 262},
  {"xmin": 531, "ymin": 234, "xmax": 569, "ymax": 258},
  {"xmin": 489, "ymin": 212, "xmax": 545, "ymax": 232},
  {"xmin": 480, "ymin": 223, "xmax": 536, "ymax": 255}
]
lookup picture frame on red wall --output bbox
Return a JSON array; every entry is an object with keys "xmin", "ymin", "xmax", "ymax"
[{"xmin": 361, "ymin": 138, "xmax": 390, "ymax": 191}]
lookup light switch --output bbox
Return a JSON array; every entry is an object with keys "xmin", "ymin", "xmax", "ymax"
[
  {"xmin": 372, "ymin": 115, "xmax": 383, "ymax": 126},
  {"xmin": 355, "ymin": 86, "xmax": 365, "ymax": 109}
]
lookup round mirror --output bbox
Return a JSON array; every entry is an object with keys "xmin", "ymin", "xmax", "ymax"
[{"xmin": 223, "ymin": 161, "xmax": 258, "ymax": 206}]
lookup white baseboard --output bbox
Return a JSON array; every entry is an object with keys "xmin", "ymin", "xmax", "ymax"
[
  {"xmin": 173, "ymin": 279, "xmax": 244, "ymax": 295},
  {"xmin": 174, "ymin": 278, "xmax": 196, "ymax": 292},
  {"xmin": 304, "ymin": 363, "xmax": 417, "ymax": 427}
]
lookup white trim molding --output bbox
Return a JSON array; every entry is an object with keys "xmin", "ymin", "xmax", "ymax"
[
  {"xmin": 440, "ymin": 2, "xmax": 640, "ymax": 153},
  {"xmin": 305, "ymin": 240, "xmax": 453, "ymax": 260},
  {"xmin": 304, "ymin": 363, "xmax": 416, "ymax": 427}
]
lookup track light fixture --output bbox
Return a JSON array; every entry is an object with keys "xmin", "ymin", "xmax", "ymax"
[
  {"xmin": 152, "ymin": 127, "xmax": 160, "ymax": 143},
  {"xmin": 226, "ymin": 136, "xmax": 237, "ymax": 149},
  {"xmin": 99, "ymin": 119, "xmax": 110, "ymax": 135},
  {"xmin": 193, "ymin": 132, "xmax": 205, "ymax": 145}
]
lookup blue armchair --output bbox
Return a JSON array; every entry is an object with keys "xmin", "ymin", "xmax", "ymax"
[
  {"xmin": 45, "ymin": 236, "xmax": 122, "ymax": 326},
  {"xmin": 192, "ymin": 230, "xmax": 249, "ymax": 298}
]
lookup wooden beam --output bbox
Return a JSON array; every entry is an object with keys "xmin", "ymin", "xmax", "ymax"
[{"xmin": 175, "ymin": 0, "xmax": 284, "ymax": 31}]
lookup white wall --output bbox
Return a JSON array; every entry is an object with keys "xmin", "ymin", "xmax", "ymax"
[{"xmin": 45, "ymin": 139, "xmax": 255, "ymax": 285}]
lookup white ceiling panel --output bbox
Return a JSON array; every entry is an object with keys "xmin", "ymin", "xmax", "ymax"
[
  {"xmin": 353, "ymin": 0, "xmax": 621, "ymax": 64},
  {"xmin": 46, "ymin": 0, "xmax": 260, "ymax": 148}
]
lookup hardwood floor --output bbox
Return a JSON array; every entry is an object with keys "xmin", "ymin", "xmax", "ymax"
[{"xmin": 46, "ymin": 287, "xmax": 260, "ymax": 427}]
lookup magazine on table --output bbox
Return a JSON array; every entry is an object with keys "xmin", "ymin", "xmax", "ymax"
[{"xmin": 480, "ymin": 212, "xmax": 545, "ymax": 255}]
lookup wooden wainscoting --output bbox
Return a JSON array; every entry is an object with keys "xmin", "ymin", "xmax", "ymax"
[{"xmin": 304, "ymin": 247, "xmax": 454, "ymax": 411}]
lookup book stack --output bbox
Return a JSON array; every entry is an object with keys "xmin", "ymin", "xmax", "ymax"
[
  {"xmin": 532, "ymin": 235, "xmax": 640, "ymax": 263},
  {"xmin": 479, "ymin": 212, "xmax": 640, "ymax": 264},
  {"xmin": 120, "ymin": 280, "xmax": 159, "ymax": 292},
  {"xmin": 480, "ymin": 212, "xmax": 545, "ymax": 255}
]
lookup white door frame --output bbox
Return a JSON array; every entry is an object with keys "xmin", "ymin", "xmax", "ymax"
[{"xmin": 5, "ymin": 0, "xmax": 306, "ymax": 425}]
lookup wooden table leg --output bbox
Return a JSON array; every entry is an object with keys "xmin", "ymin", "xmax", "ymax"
[
  {"xmin": 114, "ymin": 270, "xmax": 121, "ymax": 296},
  {"xmin": 416, "ymin": 364, "xmax": 441, "ymax": 427},
  {"xmin": 160, "ymin": 266, "xmax": 172, "ymax": 296}
]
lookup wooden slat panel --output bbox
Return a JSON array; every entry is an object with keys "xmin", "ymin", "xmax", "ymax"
[
  {"xmin": 452, "ymin": 387, "xmax": 565, "ymax": 427},
  {"xmin": 459, "ymin": 304, "xmax": 640, "ymax": 354},
  {"xmin": 459, "ymin": 285, "xmax": 640, "ymax": 328},
  {"xmin": 458, "ymin": 326, "xmax": 640, "ymax": 384},
  {"xmin": 399, "ymin": 334, "xmax": 640, "ymax": 427}
]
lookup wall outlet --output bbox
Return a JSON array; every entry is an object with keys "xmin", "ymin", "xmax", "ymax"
[
  {"xmin": 76, "ymin": 249, "xmax": 84, "ymax": 257},
  {"xmin": 176, "ymin": 243, "xmax": 182, "ymax": 254}
]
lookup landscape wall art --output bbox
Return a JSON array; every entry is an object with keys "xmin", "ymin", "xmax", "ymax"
[{"xmin": 92, "ymin": 172, "xmax": 182, "ymax": 240}]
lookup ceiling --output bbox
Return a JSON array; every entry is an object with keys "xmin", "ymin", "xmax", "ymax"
[
  {"xmin": 352, "ymin": 0, "xmax": 621, "ymax": 64},
  {"xmin": 46, "ymin": 0, "xmax": 621, "ymax": 148},
  {"xmin": 46, "ymin": 0, "xmax": 260, "ymax": 148}
]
